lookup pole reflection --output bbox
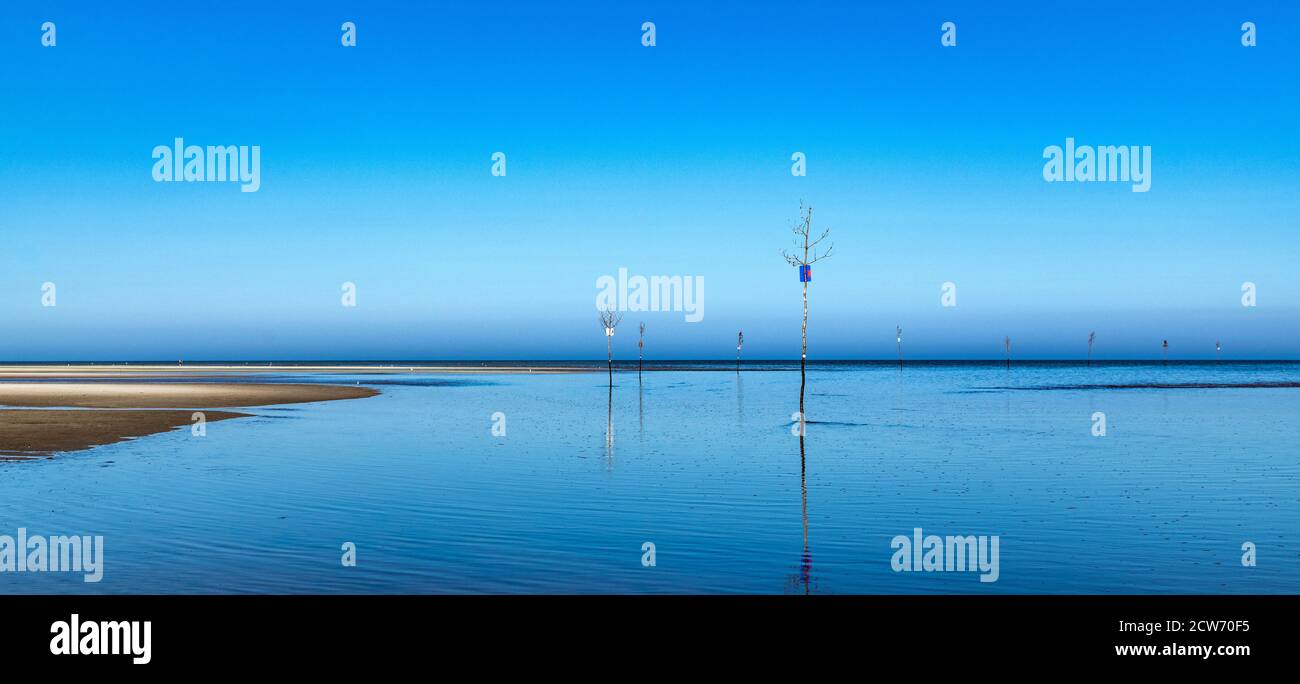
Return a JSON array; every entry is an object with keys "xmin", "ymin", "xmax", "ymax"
[
  {"xmin": 786, "ymin": 427, "xmax": 816, "ymax": 594},
  {"xmin": 605, "ymin": 383, "xmax": 614, "ymax": 464},
  {"xmin": 798, "ymin": 432, "xmax": 811, "ymax": 594},
  {"xmin": 735, "ymin": 371, "xmax": 743, "ymax": 426}
]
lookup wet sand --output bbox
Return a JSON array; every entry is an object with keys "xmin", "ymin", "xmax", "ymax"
[
  {"xmin": 0, "ymin": 409, "xmax": 249, "ymax": 459},
  {"xmin": 0, "ymin": 382, "xmax": 379, "ymax": 457},
  {"xmin": 0, "ymin": 382, "xmax": 378, "ymax": 409}
]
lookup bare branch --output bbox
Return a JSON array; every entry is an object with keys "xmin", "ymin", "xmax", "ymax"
[
  {"xmin": 808, "ymin": 227, "xmax": 831, "ymax": 250},
  {"xmin": 598, "ymin": 308, "xmax": 623, "ymax": 330},
  {"xmin": 781, "ymin": 202, "xmax": 833, "ymax": 268},
  {"xmin": 808, "ymin": 243, "xmax": 834, "ymax": 263}
]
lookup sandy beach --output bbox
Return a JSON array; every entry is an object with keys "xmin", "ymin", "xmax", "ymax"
[
  {"xmin": 0, "ymin": 381, "xmax": 379, "ymax": 457},
  {"xmin": 0, "ymin": 366, "xmax": 592, "ymax": 456}
]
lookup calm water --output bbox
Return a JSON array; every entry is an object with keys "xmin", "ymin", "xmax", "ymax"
[{"xmin": 2, "ymin": 362, "xmax": 1298, "ymax": 594}]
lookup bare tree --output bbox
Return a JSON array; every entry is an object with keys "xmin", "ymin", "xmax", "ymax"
[
  {"xmin": 736, "ymin": 331, "xmax": 744, "ymax": 372},
  {"xmin": 598, "ymin": 307, "xmax": 623, "ymax": 386},
  {"xmin": 781, "ymin": 203, "xmax": 833, "ymax": 417},
  {"xmin": 638, "ymin": 322, "xmax": 645, "ymax": 380},
  {"xmin": 1087, "ymin": 331, "xmax": 1096, "ymax": 366}
]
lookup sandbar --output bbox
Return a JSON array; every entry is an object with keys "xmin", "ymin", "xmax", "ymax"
[{"xmin": 0, "ymin": 381, "xmax": 378, "ymax": 457}]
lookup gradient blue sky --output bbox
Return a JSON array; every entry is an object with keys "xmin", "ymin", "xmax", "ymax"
[{"xmin": 2, "ymin": 1, "xmax": 1297, "ymax": 360}]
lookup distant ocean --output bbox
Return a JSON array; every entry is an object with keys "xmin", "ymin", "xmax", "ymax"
[{"xmin": 2, "ymin": 361, "xmax": 1297, "ymax": 594}]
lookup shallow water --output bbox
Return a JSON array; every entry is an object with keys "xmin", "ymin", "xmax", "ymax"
[{"xmin": 2, "ymin": 362, "xmax": 1298, "ymax": 594}]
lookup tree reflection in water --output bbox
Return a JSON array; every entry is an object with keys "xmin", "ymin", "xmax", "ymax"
[{"xmin": 785, "ymin": 431, "xmax": 817, "ymax": 595}]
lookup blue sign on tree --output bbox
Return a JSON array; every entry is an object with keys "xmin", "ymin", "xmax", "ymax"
[{"xmin": 799, "ymin": 265, "xmax": 811, "ymax": 282}]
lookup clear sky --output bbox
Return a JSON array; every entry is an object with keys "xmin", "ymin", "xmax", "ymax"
[{"xmin": 1, "ymin": 1, "xmax": 1297, "ymax": 360}]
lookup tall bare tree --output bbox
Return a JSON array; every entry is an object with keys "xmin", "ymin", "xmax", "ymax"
[
  {"xmin": 598, "ymin": 307, "xmax": 623, "ymax": 386},
  {"xmin": 781, "ymin": 203, "xmax": 833, "ymax": 417}
]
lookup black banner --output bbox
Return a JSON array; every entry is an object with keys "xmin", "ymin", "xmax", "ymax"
[{"xmin": 0, "ymin": 595, "xmax": 1289, "ymax": 671}]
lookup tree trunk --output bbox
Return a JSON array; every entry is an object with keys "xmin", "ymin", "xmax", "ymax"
[
  {"xmin": 607, "ymin": 336, "xmax": 613, "ymax": 386},
  {"xmin": 800, "ymin": 280, "xmax": 808, "ymax": 417}
]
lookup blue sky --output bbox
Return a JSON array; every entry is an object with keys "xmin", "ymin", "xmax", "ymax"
[{"xmin": 1, "ymin": 1, "xmax": 1297, "ymax": 360}]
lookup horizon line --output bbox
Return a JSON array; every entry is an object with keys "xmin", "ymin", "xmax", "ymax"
[{"xmin": 3, "ymin": 359, "xmax": 1298, "ymax": 366}]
